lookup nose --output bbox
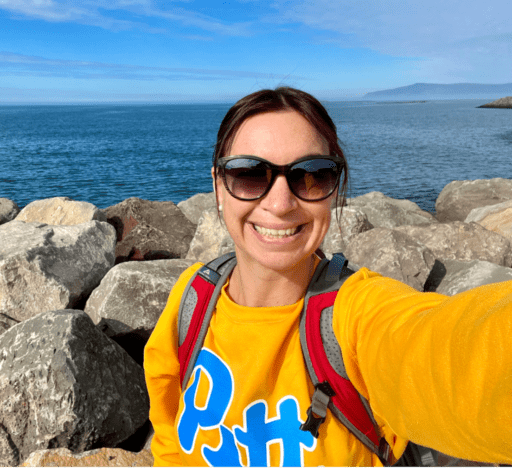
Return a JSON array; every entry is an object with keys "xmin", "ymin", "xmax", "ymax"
[{"xmin": 259, "ymin": 174, "xmax": 298, "ymax": 215}]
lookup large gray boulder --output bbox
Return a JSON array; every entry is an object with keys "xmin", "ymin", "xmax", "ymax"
[
  {"xmin": 85, "ymin": 259, "xmax": 195, "ymax": 335},
  {"xmin": 344, "ymin": 228, "xmax": 436, "ymax": 291},
  {"xmin": 0, "ymin": 309, "xmax": 149, "ymax": 466},
  {"xmin": 0, "ymin": 198, "xmax": 19, "ymax": 225},
  {"xmin": 428, "ymin": 259, "xmax": 512, "ymax": 296},
  {"xmin": 102, "ymin": 198, "xmax": 196, "ymax": 264},
  {"xmin": 435, "ymin": 179, "xmax": 512, "ymax": 222},
  {"xmin": 395, "ymin": 221, "xmax": 512, "ymax": 267},
  {"xmin": 0, "ymin": 220, "xmax": 116, "ymax": 322},
  {"xmin": 322, "ymin": 207, "xmax": 373, "ymax": 254},
  {"xmin": 16, "ymin": 197, "xmax": 107, "ymax": 225},
  {"xmin": 345, "ymin": 192, "xmax": 437, "ymax": 228},
  {"xmin": 465, "ymin": 199, "xmax": 512, "ymax": 242},
  {"xmin": 177, "ymin": 192, "xmax": 216, "ymax": 224},
  {"xmin": 186, "ymin": 208, "xmax": 235, "ymax": 263}
]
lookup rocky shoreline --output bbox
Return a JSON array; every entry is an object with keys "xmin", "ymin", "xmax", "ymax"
[
  {"xmin": 2, "ymin": 177, "xmax": 512, "ymax": 466},
  {"xmin": 478, "ymin": 96, "xmax": 512, "ymax": 108}
]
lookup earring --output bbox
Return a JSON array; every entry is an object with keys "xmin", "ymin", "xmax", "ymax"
[{"xmin": 218, "ymin": 204, "xmax": 223, "ymax": 212}]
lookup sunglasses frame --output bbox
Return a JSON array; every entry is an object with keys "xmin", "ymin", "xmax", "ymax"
[{"xmin": 217, "ymin": 154, "xmax": 345, "ymax": 202}]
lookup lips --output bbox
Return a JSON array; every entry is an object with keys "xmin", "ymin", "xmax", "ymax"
[{"xmin": 252, "ymin": 224, "xmax": 302, "ymax": 239}]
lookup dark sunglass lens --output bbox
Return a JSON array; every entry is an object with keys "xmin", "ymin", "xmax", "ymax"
[
  {"xmin": 223, "ymin": 159, "xmax": 272, "ymax": 199},
  {"xmin": 289, "ymin": 159, "xmax": 339, "ymax": 200}
]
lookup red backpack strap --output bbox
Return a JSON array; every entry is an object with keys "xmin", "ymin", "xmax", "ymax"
[
  {"xmin": 299, "ymin": 253, "xmax": 391, "ymax": 465},
  {"xmin": 177, "ymin": 252, "xmax": 237, "ymax": 389}
]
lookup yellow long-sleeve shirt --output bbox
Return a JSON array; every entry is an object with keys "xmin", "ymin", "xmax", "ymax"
[{"xmin": 144, "ymin": 262, "xmax": 512, "ymax": 466}]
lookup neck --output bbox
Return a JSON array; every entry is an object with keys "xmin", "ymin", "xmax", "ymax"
[{"xmin": 227, "ymin": 253, "xmax": 319, "ymax": 308}]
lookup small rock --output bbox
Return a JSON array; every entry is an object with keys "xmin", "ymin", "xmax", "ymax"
[
  {"xmin": 177, "ymin": 192, "xmax": 217, "ymax": 224},
  {"xmin": 16, "ymin": 197, "xmax": 106, "ymax": 225},
  {"xmin": 0, "ymin": 198, "xmax": 20, "ymax": 225}
]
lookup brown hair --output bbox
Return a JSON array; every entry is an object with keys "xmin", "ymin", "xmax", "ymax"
[{"xmin": 213, "ymin": 86, "xmax": 349, "ymax": 217}]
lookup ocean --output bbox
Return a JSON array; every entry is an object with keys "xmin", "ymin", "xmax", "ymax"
[{"xmin": 1, "ymin": 99, "xmax": 510, "ymax": 214}]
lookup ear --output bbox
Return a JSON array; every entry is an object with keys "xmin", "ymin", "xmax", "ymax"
[{"xmin": 211, "ymin": 167, "xmax": 224, "ymax": 207}]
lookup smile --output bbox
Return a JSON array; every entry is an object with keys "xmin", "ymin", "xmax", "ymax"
[{"xmin": 253, "ymin": 224, "xmax": 302, "ymax": 239}]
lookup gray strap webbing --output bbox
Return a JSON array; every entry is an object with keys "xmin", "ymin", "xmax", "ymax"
[
  {"xmin": 179, "ymin": 253, "xmax": 237, "ymax": 388},
  {"xmin": 299, "ymin": 253, "xmax": 388, "ymax": 461}
]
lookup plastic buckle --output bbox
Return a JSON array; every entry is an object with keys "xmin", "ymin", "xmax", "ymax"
[
  {"xmin": 378, "ymin": 437, "xmax": 391, "ymax": 466},
  {"xmin": 300, "ymin": 406, "xmax": 326, "ymax": 439},
  {"xmin": 316, "ymin": 381, "xmax": 335, "ymax": 397}
]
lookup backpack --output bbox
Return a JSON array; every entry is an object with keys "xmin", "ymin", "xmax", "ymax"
[{"xmin": 177, "ymin": 251, "xmax": 439, "ymax": 466}]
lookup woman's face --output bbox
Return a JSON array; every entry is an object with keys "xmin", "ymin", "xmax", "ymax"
[{"xmin": 215, "ymin": 110, "xmax": 334, "ymax": 274}]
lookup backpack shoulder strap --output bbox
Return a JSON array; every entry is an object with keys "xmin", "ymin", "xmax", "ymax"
[
  {"xmin": 177, "ymin": 252, "xmax": 237, "ymax": 389},
  {"xmin": 299, "ymin": 253, "xmax": 391, "ymax": 465}
]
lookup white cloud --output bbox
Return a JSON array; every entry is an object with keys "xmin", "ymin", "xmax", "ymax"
[
  {"xmin": 0, "ymin": 51, "xmax": 305, "ymax": 81},
  {"xmin": 0, "ymin": 0, "xmax": 253, "ymax": 35},
  {"xmin": 267, "ymin": 0, "xmax": 512, "ymax": 82}
]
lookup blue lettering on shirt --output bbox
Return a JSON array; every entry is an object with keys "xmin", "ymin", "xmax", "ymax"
[
  {"xmin": 177, "ymin": 348, "xmax": 316, "ymax": 466},
  {"xmin": 177, "ymin": 348, "xmax": 234, "ymax": 453},
  {"xmin": 233, "ymin": 397, "xmax": 316, "ymax": 466},
  {"xmin": 202, "ymin": 425, "xmax": 242, "ymax": 467}
]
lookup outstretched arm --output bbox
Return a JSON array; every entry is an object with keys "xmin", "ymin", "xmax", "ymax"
[{"xmin": 335, "ymin": 268, "xmax": 512, "ymax": 464}]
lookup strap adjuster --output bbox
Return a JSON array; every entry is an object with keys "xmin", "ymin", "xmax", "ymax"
[{"xmin": 300, "ymin": 381, "xmax": 336, "ymax": 438}]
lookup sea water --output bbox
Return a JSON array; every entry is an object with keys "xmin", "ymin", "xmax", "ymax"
[{"xmin": 0, "ymin": 99, "xmax": 510, "ymax": 213}]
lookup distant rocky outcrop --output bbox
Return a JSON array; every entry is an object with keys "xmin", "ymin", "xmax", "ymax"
[
  {"xmin": 478, "ymin": 96, "xmax": 512, "ymax": 109},
  {"xmin": 2, "ymin": 178, "xmax": 512, "ymax": 467}
]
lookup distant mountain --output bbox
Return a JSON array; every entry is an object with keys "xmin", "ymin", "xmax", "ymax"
[{"xmin": 363, "ymin": 83, "xmax": 512, "ymax": 100}]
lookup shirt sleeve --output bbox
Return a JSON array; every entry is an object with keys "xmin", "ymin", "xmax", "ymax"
[
  {"xmin": 143, "ymin": 262, "xmax": 203, "ymax": 467},
  {"xmin": 334, "ymin": 267, "xmax": 512, "ymax": 464}
]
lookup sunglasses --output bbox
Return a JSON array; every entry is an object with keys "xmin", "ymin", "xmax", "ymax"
[{"xmin": 217, "ymin": 155, "xmax": 344, "ymax": 202}]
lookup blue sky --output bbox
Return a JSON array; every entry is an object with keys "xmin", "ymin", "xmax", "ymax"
[{"xmin": 1, "ymin": 0, "xmax": 511, "ymax": 103}]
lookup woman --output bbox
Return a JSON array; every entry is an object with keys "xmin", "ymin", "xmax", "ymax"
[{"xmin": 144, "ymin": 87, "xmax": 512, "ymax": 466}]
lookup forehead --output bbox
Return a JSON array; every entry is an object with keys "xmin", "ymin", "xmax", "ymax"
[{"xmin": 229, "ymin": 110, "xmax": 328, "ymax": 162}]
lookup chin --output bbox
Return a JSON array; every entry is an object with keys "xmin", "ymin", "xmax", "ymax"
[{"xmin": 242, "ymin": 248, "xmax": 315, "ymax": 274}]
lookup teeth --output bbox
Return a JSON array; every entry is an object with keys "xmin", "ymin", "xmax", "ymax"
[{"xmin": 254, "ymin": 225, "xmax": 299, "ymax": 238}]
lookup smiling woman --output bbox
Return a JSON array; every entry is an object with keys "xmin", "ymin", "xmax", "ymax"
[{"xmin": 144, "ymin": 87, "xmax": 512, "ymax": 467}]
